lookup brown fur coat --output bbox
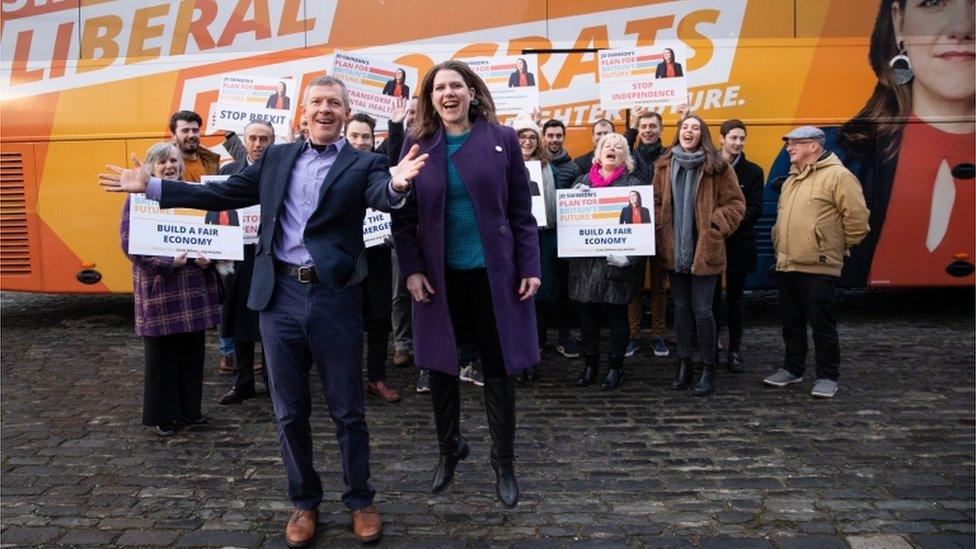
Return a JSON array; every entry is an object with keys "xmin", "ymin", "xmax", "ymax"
[{"xmin": 653, "ymin": 151, "xmax": 746, "ymax": 276}]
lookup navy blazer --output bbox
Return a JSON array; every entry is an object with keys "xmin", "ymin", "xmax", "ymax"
[{"xmin": 158, "ymin": 141, "xmax": 397, "ymax": 311}]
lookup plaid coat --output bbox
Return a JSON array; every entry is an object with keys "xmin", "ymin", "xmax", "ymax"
[{"xmin": 120, "ymin": 197, "xmax": 220, "ymax": 337}]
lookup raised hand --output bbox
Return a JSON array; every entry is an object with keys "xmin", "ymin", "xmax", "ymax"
[
  {"xmin": 389, "ymin": 97, "xmax": 407, "ymax": 124},
  {"xmin": 99, "ymin": 153, "xmax": 150, "ymax": 193},
  {"xmin": 630, "ymin": 106, "xmax": 648, "ymax": 129},
  {"xmin": 530, "ymin": 107, "xmax": 542, "ymax": 125},
  {"xmin": 391, "ymin": 144, "xmax": 429, "ymax": 193},
  {"xmin": 172, "ymin": 252, "xmax": 188, "ymax": 268}
]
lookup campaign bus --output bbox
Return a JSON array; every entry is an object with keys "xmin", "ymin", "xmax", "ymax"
[{"xmin": 1, "ymin": 0, "xmax": 972, "ymax": 293}]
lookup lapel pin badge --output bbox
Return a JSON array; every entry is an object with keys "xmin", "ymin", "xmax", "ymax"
[{"xmin": 495, "ymin": 145, "xmax": 503, "ymax": 152}]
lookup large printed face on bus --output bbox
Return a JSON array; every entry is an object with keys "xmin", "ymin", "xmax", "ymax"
[
  {"xmin": 303, "ymin": 84, "xmax": 350, "ymax": 145},
  {"xmin": 893, "ymin": 0, "xmax": 975, "ymax": 108}
]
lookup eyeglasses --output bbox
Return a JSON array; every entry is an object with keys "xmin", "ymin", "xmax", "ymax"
[
  {"xmin": 518, "ymin": 135, "xmax": 538, "ymax": 142},
  {"xmin": 785, "ymin": 139, "xmax": 817, "ymax": 148}
]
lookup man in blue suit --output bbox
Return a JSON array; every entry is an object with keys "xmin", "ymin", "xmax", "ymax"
[{"xmin": 101, "ymin": 76, "xmax": 428, "ymax": 547}]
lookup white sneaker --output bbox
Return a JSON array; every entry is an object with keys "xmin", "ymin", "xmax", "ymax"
[
  {"xmin": 811, "ymin": 378, "xmax": 838, "ymax": 398},
  {"xmin": 763, "ymin": 368, "xmax": 803, "ymax": 387},
  {"xmin": 459, "ymin": 363, "xmax": 484, "ymax": 387}
]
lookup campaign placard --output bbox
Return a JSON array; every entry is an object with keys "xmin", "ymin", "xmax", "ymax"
[
  {"xmin": 524, "ymin": 160, "xmax": 548, "ymax": 227},
  {"xmin": 329, "ymin": 50, "xmax": 416, "ymax": 120},
  {"xmin": 598, "ymin": 44, "xmax": 688, "ymax": 109},
  {"xmin": 363, "ymin": 208, "xmax": 391, "ymax": 248},
  {"xmin": 200, "ymin": 176, "xmax": 260, "ymax": 245},
  {"xmin": 127, "ymin": 194, "xmax": 244, "ymax": 260},
  {"xmin": 556, "ymin": 186, "xmax": 655, "ymax": 258},
  {"xmin": 218, "ymin": 75, "xmax": 295, "ymax": 110},
  {"xmin": 460, "ymin": 55, "xmax": 540, "ymax": 115},
  {"xmin": 208, "ymin": 102, "xmax": 294, "ymax": 139}
]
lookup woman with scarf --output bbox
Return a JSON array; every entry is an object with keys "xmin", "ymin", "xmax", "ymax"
[
  {"xmin": 653, "ymin": 114, "xmax": 745, "ymax": 396},
  {"xmin": 568, "ymin": 132, "xmax": 648, "ymax": 390}
]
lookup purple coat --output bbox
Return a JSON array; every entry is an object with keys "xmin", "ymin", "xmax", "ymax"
[
  {"xmin": 119, "ymin": 197, "xmax": 220, "ymax": 337},
  {"xmin": 391, "ymin": 118, "xmax": 541, "ymax": 376}
]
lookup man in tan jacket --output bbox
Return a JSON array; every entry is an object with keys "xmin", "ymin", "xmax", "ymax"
[{"xmin": 763, "ymin": 126, "xmax": 869, "ymax": 398}]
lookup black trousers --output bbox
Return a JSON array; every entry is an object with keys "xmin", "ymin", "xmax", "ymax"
[
  {"xmin": 365, "ymin": 317, "xmax": 391, "ymax": 382},
  {"xmin": 777, "ymin": 272, "xmax": 840, "ymax": 380},
  {"xmin": 713, "ymin": 271, "xmax": 748, "ymax": 353},
  {"xmin": 142, "ymin": 331, "xmax": 205, "ymax": 426},
  {"xmin": 232, "ymin": 340, "xmax": 266, "ymax": 392},
  {"xmin": 578, "ymin": 302, "xmax": 629, "ymax": 360},
  {"xmin": 443, "ymin": 268, "xmax": 507, "ymax": 379}
]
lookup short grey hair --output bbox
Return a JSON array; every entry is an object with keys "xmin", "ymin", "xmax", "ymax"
[
  {"xmin": 244, "ymin": 120, "xmax": 275, "ymax": 138},
  {"xmin": 145, "ymin": 142, "xmax": 183, "ymax": 179},
  {"xmin": 303, "ymin": 76, "xmax": 350, "ymax": 110}
]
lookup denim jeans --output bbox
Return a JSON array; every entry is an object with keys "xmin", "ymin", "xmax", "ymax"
[
  {"xmin": 668, "ymin": 271, "xmax": 718, "ymax": 364},
  {"xmin": 218, "ymin": 336, "xmax": 236, "ymax": 358}
]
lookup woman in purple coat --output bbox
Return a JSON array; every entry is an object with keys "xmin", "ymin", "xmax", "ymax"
[
  {"xmin": 120, "ymin": 143, "xmax": 221, "ymax": 437},
  {"xmin": 391, "ymin": 60, "xmax": 541, "ymax": 508}
]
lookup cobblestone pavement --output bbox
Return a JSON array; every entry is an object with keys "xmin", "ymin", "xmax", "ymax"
[{"xmin": 1, "ymin": 289, "xmax": 974, "ymax": 548}]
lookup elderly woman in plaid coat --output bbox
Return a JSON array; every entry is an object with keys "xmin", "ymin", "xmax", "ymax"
[{"xmin": 119, "ymin": 142, "xmax": 221, "ymax": 437}]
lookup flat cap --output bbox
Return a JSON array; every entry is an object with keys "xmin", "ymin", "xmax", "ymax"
[{"xmin": 782, "ymin": 125, "xmax": 826, "ymax": 145}]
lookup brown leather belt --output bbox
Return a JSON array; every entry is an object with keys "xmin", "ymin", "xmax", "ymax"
[{"xmin": 275, "ymin": 261, "xmax": 318, "ymax": 283}]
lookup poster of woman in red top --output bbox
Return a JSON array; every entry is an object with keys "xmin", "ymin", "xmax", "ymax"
[{"xmin": 766, "ymin": 0, "xmax": 975, "ymax": 288}]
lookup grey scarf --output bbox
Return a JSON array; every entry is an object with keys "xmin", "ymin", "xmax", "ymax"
[{"xmin": 670, "ymin": 147, "xmax": 706, "ymax": 272}]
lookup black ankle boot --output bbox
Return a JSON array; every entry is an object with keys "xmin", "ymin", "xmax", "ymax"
[
  {"xmin": 601, "ymin": 356, "xmax": 624, "ymax": 390},
  {"xmin": 671, "ymin": 358, "xmax": 693, "ymax": 390},
  {"xmin": 430, "ymin": 372, "xmax": 468, "ymax": 492},
  {"xmin": 484, "ymin": 377, "xmax": 518, "ymax": 508},
  {"xmin": 577, "ymin": 354, "xmax": 599, "ymax": 386},
  {"xmin": 728, "ymin": 351, "xmax": 744, "ymax": 373},
  {"xmin": 693, "ymin": 362, "xmax": 715, "ymax": 396}
]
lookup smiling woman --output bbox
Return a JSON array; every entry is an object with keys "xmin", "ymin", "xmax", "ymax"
[
  {"xmin": 391, "ymin": 59, "xmax": 541, "ymax": 509},
  {"xmin": 835, "ymin": 0, "xmax": 975, "ymax": 287}
]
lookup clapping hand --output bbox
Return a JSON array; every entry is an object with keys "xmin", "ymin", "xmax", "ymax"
[
  {"xmin": 99, "ymin": 153, "xmax": 150, "ymax": 193},
  {"xmin": 391, "ymin": 144, "xmax": 428, "ymax": 193}
]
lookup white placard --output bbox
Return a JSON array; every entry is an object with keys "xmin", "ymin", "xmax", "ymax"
[
  {"xmin": 201, "ymin": 175, "xmax": 260, "ymax": 246},
  {"xmin": 329, "ymin": 50, "xmax": 417, "ymax": 120},
  {"xmin": 460, "ymin": 55, "xmax": 540, "ymax": 115},
  {"xmin": 598, "ymin": 44, "xmax": 688, "ymax": 109},
  {"xmin": 217, "ymin": 75, "xmax": 296, "ymax": 111},
  {"xmin": 363, "ymin": 208, "xmax": 391, "ymax": 248},
  {"xmin": 207, "ymin": 102, "xmax": 293, "ymax": 138},
  {"xmin": 127, "ymin": 194, "xmax": 244, "ymax": 260},
  {"xmin": 556, "ymin": 186, "xmax": 655, "ymax": 258},
  {"xmin": 524, "ymin": 160, "xmax": 548, "ymax": 227}
]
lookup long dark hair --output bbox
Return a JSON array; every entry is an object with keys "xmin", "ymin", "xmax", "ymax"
[
  {"xmin": 838, "ymin": 0, "xmax": 910, "ymax": 160},
  {"xmin": 667, "ymin": 114, "xmax": 727, "ymax": 174},
  {"xmin": 629, "ymin": 190, "xmax": 643, "ymax": 208},
  {"xmin": 410, "ymin": 60, "xmax": 497, "ymax": 139}
]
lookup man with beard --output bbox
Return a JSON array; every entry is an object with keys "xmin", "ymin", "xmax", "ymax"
[
  {"xmin": 542, "ymin": 119, "xmax": 573, "ymax": 187},
  {"xmin": 168, "ymin": 111, "xmax": 220, "ymax": 182}
]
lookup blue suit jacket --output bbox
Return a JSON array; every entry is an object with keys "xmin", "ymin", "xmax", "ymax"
[{"xmin": 158, "ymin": 141, "xmax": 397, "ymax": 311}]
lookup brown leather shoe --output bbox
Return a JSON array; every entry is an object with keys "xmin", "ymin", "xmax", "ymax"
[
  {"xmin": 366, "ymin": 381, "xmax": 401, "ymax": 403},
  {"xmin": 218, "ymin": 356, "xmax": 235, "ymax": 375},
  {"xmin": 285, "ymin": 508, "xmax": 317, "ymax": 548},
  {"xmin": 351, "ymin": 505, "xmax": 382, "ymax": 543}
]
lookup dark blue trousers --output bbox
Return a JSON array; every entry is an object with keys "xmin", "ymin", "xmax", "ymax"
[{"xmin": 259, "ymin": 274, "xmax": 375, "ymax": 511}]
